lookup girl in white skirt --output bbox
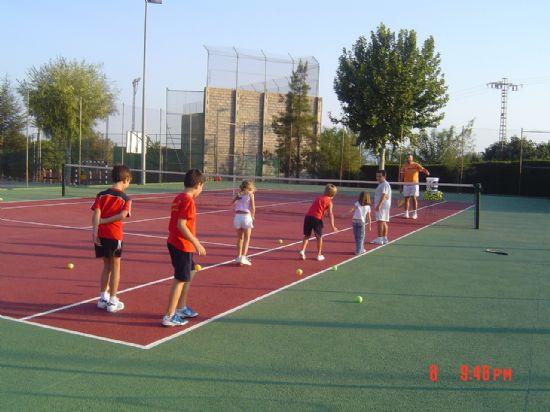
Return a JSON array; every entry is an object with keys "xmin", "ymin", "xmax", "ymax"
[{"xmin": 232, "ymin": 180, "xmax": 256, "ymax": 266}]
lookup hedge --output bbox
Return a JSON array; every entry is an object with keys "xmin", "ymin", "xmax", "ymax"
[{"xmin": 360, "ymin": 161, "xmax": 550, "ymax": 197}]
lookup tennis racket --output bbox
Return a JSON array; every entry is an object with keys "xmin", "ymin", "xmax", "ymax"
[{"xmin": 484, "ymin": 249, "xmax": 508, "ymax": 256}]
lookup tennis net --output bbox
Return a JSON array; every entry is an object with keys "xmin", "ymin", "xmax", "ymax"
[{"xmin": 62, "ymin": 164, "xmax": 481, "ymax": 229}]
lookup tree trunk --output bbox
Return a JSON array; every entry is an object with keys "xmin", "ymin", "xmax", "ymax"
[
  {"xmin": 295, "ymin": 134, "xmax": 301, "ymax": 178},
  {"xmin": 379, "ymin": 146, "xmax": 386, "ymax": 170}
]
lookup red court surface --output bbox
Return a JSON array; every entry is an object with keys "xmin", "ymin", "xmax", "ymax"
[{"xmin": 0, "ymin": 190, "xmax": 471, "ymax": 349}]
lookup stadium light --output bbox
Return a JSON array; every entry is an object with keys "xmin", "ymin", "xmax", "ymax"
[{"xmin": 140, "ymin": 0, "xmax": 162, "ymax": 185}]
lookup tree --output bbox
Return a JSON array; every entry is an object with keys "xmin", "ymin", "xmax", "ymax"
[
  {"xmin": 18, "ymin": 57, "xmax": 117, "ymax": 165},
  {"xmin": 316, "ymin": 127, "xmax": 363, "ymax": 179},
  {"xmin": 334, "ymin": 23, "xmax": 448, "ymax": 169},
  {"xmin": 413, "ymin": 120, "xmax": 478, "ymax": 182},
  {"xmin": 482, "ymin": 136, "xmax": 538, "ymax": 161},
  {"xmin": 0, "ymin": 77, "xmax": 26, "ymax": 178},
  {"xmin": 272, "ymin": 61, "xmax": 317, "ymax": 177}
]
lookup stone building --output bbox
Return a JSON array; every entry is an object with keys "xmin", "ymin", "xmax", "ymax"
[{"xmin": 181, "ymin": 87, "xmax": 322, "ymax": 176}]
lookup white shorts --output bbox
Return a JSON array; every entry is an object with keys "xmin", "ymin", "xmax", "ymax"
[
  {"xmin": 233, "ymin": 213, "xmax": 254, "ymax": 230},
  {"xmin": 376, "ymin": 206, "xmax": 390, "ymax": 222},
  {"xmin": 403, "ymin": 184, "xmax": 419, "ymax": 198}
]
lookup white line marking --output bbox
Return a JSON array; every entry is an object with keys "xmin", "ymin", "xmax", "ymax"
[
  {"xmin": 18, "ymin": 201, "xmax": 452, "ymax": 322},
  {"xmin": 0, "ymin": 314, "xmax": 146, "ymax": 349},
  {"xmin": 5, "ymin": 200, "xmax": 470, "ymax": 347},
  {"xmin": 0, "ymin": 217, "xmax": 89, "ymax": 230},
  {"xmin": 145, "ymin": 204, "xmax": 472, "ymax": 349}
]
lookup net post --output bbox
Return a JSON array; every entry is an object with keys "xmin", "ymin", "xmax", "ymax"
[
  {"xmin": 474, "ymin": 183, "xmax": 482, "ymax": 229},
  {"xmin": 61, "ymin": 163, "xmax": 66, "ymax": 197}
]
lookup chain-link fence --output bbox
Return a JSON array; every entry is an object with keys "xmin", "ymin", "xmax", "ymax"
[{"xmin": 204, "ymin": 46, "xmax": 320, "ymax": 96}]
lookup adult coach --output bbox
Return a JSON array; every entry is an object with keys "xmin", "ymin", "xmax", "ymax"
[{"xmin": 399, "ymin": 153, "xmax": 429, "ymax": 219}]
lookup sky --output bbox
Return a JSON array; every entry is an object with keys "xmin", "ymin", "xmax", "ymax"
[{"xmin": 2, "ymin": 0, "xmax": 550, "ymax": 152}]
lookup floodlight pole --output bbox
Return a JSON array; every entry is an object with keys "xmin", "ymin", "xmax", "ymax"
[
  {"xmin": 78, "ymin": 96, "xmax": 82, "ymax": 181},
  {"xmin": 25, "ymin": 90, "xmax": 29, "ymax": 188},
  {"xmin": 141, "ymin": 0, "xmax": 162, "ymax": 185}
]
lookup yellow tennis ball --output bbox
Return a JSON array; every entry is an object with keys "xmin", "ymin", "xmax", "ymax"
[
  {"xmin": 296, "ymin": 268, "xmax": 303, "ymax": 276},
  {"xmin": 194, "ymin": 264, "xmax": 202, "ymax": 272},
  {"xmin": 356, "ymin": 295, "xmax": 363, "ymax": 304},
  {"xmin": 277, "ymin": 239, "xmax": 283, "ymax": 244},
  {"xmin": 67, "ymin": 263, "xmax": 74, "ymax": 270},
  {"xmin": 0, "ymin": 197, "xmax": 3, "ymax": 201}
]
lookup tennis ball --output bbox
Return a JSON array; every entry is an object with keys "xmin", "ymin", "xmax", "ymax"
[
  {"xmin": 277, "ymin": 239, "xmax": 284, "ymax": 244},
  {"xmin": 194, "ymin": 264, "xmax": 202, "ymax": 272},
  {"xmin": 355, "ymin": 295, "xmax": 363, "ymax": 304},
  {"xmin": 67, "ymin": 263, "xmax": 74, "ymax": 270},
  {"xmin": 0, "ymin": 197, "xmax": 3, "ymax": 201},
  {"xmin": 332, "ymin": 265, "xmax": 338, "ymax": 271},
  {"xmin": 296, "ymin": 268, "xmax": 303, "ymax": 276}
]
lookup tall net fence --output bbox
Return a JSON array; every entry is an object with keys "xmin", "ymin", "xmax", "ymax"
[
  {"xmin": 166, "ymin": 89, "xmax": 204, "ymax": 172},
  {"xmin": 204, "ymin": 46, "xmax": 320, "ymax": 96}
]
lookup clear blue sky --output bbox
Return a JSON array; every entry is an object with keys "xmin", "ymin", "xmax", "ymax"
[{"xmin": 2, "ymin": 0, "xmax": 550, "ymax": 151}]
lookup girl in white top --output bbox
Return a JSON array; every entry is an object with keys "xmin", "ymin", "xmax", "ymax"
[
  {"xmin": 346, "ymin": 191, "xmax": 372, "ymax": 255},
  {"xmin": 231, "ymin": 180, "xmax": 256, "ymax": 266}
]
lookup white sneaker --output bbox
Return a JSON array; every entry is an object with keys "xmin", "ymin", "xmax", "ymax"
[
  {"xmin": 412, "ymin": 211, "xmax": 418, "ymax": 220},
  {"xmin": 235, "ymin": 256, "xmax": 242, "ymax": 264},
  {"xmin": 404, "ymin": 211, "xmax": 409, "ymax": 219},
  {"xmin": 240, "ymin": 256, "xmax": 252, "ymax": 266},
  {"xmin": 383, "ymin": 237, "xmax": 389, "ymax": 244},
  {"xmin": 97, "ymin": 298, "xmax": 109, "ymax": 310},
  {"xmin": 299, "ymin": 250, "xmax": 306, "ymax": 260},
  {"xmin": 316, "ymin": 255, "xmax": 325, "ymax": 261},
  {"xmin": 107, "ymin": 298, "xmax": 124, "ymax": 313},
  {"xmin": 370, "ymin": 238, "xmax": 384, "ymax": 245}
]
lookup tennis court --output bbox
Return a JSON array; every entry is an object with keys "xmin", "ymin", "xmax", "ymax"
[{"xmin": 0, "ymin": 180, "xmax": 549, "ymax": 410}]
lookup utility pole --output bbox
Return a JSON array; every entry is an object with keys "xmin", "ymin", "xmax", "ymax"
[{"xmin": 487, "ymin": 78, "xmax": 521, "ymax": 150}]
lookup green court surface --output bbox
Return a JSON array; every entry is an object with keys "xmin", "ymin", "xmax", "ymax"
[{"xmin": 1, "ymin": 191, "xmax": 549, "ymax": 411}]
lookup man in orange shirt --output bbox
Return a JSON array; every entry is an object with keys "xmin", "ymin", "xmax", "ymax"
[
  {"xmin": 399, "ymin": 153, "xmax": 430, "ymax": 219},
  {"xmin": 162, "ymin": 169, "xmax": 207, "ymax": 327}
]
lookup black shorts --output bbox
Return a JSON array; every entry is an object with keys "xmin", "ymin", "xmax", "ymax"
[
  {"xmin": 95, "ymin": 238, "xmax": 123, "ymax": 258},
  {"xmin": 167, "ymin": 243, "xmax": 196, "ymax": 282},
  {"xmin": 303, "ymin": 215, "xmax": 323, "ymax": 238}
]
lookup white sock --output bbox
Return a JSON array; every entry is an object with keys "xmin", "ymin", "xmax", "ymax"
[
  {"xmin": 109, "ymin": 296, "xmax": 118, "ymax": 304},
  {"xmin": 100, "ymin": 292, "xmax": 110, "ymax": 300}
]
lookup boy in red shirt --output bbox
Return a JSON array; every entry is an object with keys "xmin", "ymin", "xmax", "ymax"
[
  {"xmin": 162, "ymin": 169, "xmax": 207, "ymax": 327},
  {"xmin": 91, "ymin": 165, "xmax": 132, "ymax": 313},
  {"xmin": 299, "ymin": 184, "xmax": 338, "ymax": 261}
]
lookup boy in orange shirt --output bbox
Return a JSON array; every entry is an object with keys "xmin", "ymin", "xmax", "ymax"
[
  {"xmin": 91, "ymin": 165, "xmax": 132, "ymax": 313},
  {"xmin": 299, "ymin": 184, "xmax": 338, "ymax": 261},
  {"xmin": 162, "ymin": 169, "xmax": 207, "ymax": 327}
]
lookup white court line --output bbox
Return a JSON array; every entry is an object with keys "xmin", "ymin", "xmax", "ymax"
[
  {"xmin": 6, "ymin": 201, "xmax": 470, "ymax": 348},
  {"xmin": 145, "ymin": 203, "xmax": 470, "ymax": 349},
  {"xmin": 0, "ymin": 188, "xmax": 234, "ymax": 210},
  {"xmin": 0, "ymin": 217, "xmax": 90, "ymax": 230},
  {"xmin": 18, "ymin": 201, "xmax": 450, "ymax": 323},
  {"xmin": 0, "ymin": 313, "xmax": 147, "ymax": 349}
]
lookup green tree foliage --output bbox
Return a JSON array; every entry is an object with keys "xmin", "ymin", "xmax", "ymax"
[
  {"xmin": 0, "ymin": 77, "xmax": 26, "ymax": 177},
  {"xmin": 18, "ymin": 57, "xmax": 117, "ymax": 165},
  {"xmin": 316, "ymin": 127, "xmax": 363, "ymax": 179},
  {"xmin": 482, "ymin": 136, "xmax": 550, "ymax": 161},
  {"xmin": 334, "ymin": 23, "xmax": 448, "ymax": 169},
  {"xmin": 272, "ymin": 61, "xmax": 317, "ymax": 177}
]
